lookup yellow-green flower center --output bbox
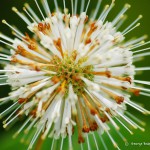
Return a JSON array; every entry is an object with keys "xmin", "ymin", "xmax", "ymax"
[{"xmin": 50, "ymin": 52, "xmax": 94, "ymax": 95}]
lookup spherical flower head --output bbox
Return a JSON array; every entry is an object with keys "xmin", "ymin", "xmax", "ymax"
[{"xmin": 0, "ymin": 0, "xmax": 150, "ymax": 150}]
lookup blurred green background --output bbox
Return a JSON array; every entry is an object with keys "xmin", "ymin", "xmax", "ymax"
[{"xmin": 0, "ymin": 0, "xmax": 149, "ymax": 150}]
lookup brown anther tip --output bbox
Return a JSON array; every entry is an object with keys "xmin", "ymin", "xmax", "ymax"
[
  {"xmin": 106, "ymin": 71, "xmax": 111, "ymax": 78},
  {"xmin": 132, "ymin": 89, "xmax": 140, "ymax": 96},
  {"xmin": 72, "ymin": 76, "xmax": 80, "ymax": 81},
  {"xmin": 121, "ymin": 86, "xmax": 128, "ymax": 90},
  {"xmin": 90, "ymin": 109, "xmax": 97, "ymax": 115},
  {"xmin": 115, "ymin": 96, "xmax": 124, "ymax": 104},
  {"xmin": 17, "ymin": 45, "xmax": 23, "ymax": 50},
  {"xmin": 28, "ymin": 44, "xmax": 36, "ymax": 50},
  {"xmin": 78, "ymin": 136, "xmax": 85, "ymax": 144},
  {"xmin": 90, "ymin": 122, "xmax": 98, "ymax": 131},
  {"xmin": 44, "ymin": 23, "xmax": 50, "ymax": 30},
  {"xmin": 82, "ymin": 126, "xmax": 90, "ymax": 133},
  {"xmin": 125, "ymin": 77, "xmax": 132, "ymax": 84},
  {"xmin": 38, "ymin": 23, "xmax": 44, "ymax": 31},
  {"xmin": 34, "ymin": 66, "xmax": 40, "ymax": 71},
  {"xmin": 18, "ymin": 98, "xmax": 27, "ymax": 104},
  {"xmin": 85, "ymin": 38, "xmax": 91, "ymax": 44},
  {"xmin": 90, "ymin": 22, "xmax": 96, "ymax": 27},
  {"xmin": 105, "ymin": 108, "xmax": 110, "ymax": 113},
  {"xmin": 101, "ymin": 116, "xmax": 108, "ymax": 123},
  {"xmin": 84, "ymin": 16, "xmax": 89, "ymax": 23},
  {"xmin": 30, "ymin": 110, "xmax": 37, "ymax": 118},
  {"xmin": 51, "ymin": 76, "xmax": 60, "ymax": 84},
  {"xmin": 11, "ymin": 56, "xmax": 17, "ymax": 63}
]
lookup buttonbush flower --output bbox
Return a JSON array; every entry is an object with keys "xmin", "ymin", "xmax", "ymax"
[{"xmin": 0, "ymin": 0, "xmax": 150, "ymax": 150}]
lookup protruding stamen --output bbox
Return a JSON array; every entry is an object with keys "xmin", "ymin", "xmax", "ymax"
[
  {"xmin": 60, "ymin": 138, "xmax": 64, "ymax": 150},
  {"xmin": 116, "ymin": 111, "xmax": 137, "ymax": 129},
  {"xmin": 134, "ymin": 80, "xmax": 150, "ymax": 86},
  {"xmin": 124, "ymin": 35, "xmax": 148, "ymax": 47},
  {"xmin": 71, "ymin": 0, "xmax": 74, "ymax": 15},
  {"xmin": 112, "ymin": 3, "xmax": 131, "ymax": 26},
  {"xmin": 135, "ymin": 67, "xmax": 150, "ymax": 71},
  {"xmin": 130, "ymin": 41, "xmax": 150, "ymax": 51},
  {"xmin": 125, "ymin": 112, "xmax": 146, "ymax": 126},
  {"xmin": 80, "ymin": 0, "xmax": 85, "ymax": 14},
  {"xmin": 41, "ymin": 0, "xmax": 51, "ymax": 16},
  {"xmin": 133, "ymin": 47, "xmax": 150, "ymax": 54},
  {"xmin": 98, "ymin": 134, "xmax": 108, "ymax": 150},
  {"xmin": 92, "ymin": 0, "xmax": 102, "ymax": 20},
  {"xmin": 115, "ymin": 116, "xmax": 133, "ymax": 134},
  {"xmin": 85, "ymin": 0, "xmax": 91, "ymax": 13},
  {"xmin": 2, "ymin": 20, "xmax": 24, "ymax": 37},
  {"xmin": 125, "ymin": 99, "xmax": 150, "ymax": 115},
  {"xmin": 28, "ymin": 126, "xmax": 44, "ymax": 150},
  {"xmin": 122, "ymin": 23, "xmax": 140, "ymax": 36},
  {"xmin": 140, "ymin": 92, "xmax": 150, "ymax": 97},
  {"xmin": 23, "ymin": 7, "xmax": 37, "ymax": 23},
  {"xmin": 106, "ymin": 130, "xmax": 120, "ymax": 150},
  {"xmin": 12, "ymin": 7, "xmax": 31, "ymax": 25},
  {"xmin": 24, "ymin": 3, "xmax": 41, "ymax": 22},
  {"xmin": 0, "ymin": 33, "xmax": 14, "ymax": 43},
  {"xmin": 122, "ymin": 15, "xmax": 143, "ymax": 34},
  {"xmin": 0, "ymin": 39, "xmax": 15, "ymax": 49},
  {"xmin": 104, "ymin": 112, "xmax": 120, "ymax": 130},
  {"xmin": 98, "ymin": 5, "xmax": 109, "ymax": 21},
  {"xmin": 13, "ymin": 116, "xmax": 32, "ymax": 138},
  {"xmin": 132, "ymin": 86, "xmax": 150, "ymax": 93},
  {"xmin": 34, "ymin": 0, "xmax": 45, "ymax": 20},
  {"xmin": 92, "ymin": 133, "xmax": 99, "ymax": 150},
  {"xmin": 63, "ymin": 0, "xmax": 66, "ymax": 12},
  {"xmin": 101, "ymin": 0, "xmax": 115, "ymax": 22},
  {"xmin": 3, "ymin": 109, "xmax": 24, "ymax": 128},
  {"xmin": 3, "ymin": 104, "xmax": 23, "ymax": 124},
  {"xmin": 115, "ymin": 15, "xmax": 127, "ymax": 29},
  {"xmin": 54, "ymin": 0, "xmax": 59, "ymax": 13},
  {"xmin": 74, "ymin": 0, "xmax": 78, "ymax": 15},
  {"xmin": 86, "ymin": 135, "xmax": 91, "ymax": 150}
]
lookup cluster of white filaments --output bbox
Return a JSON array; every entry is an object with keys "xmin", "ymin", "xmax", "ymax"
[{"xmin": 0, "ymin": 0, "xmax": 150, "ymax": 150}]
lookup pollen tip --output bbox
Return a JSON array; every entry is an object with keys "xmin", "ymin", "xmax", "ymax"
[
  {"xmin": 23, "ymin": 7, "xmax": 26, "ymax": 11},
  {"xmin": 24, "ymin": 130, "xmax": 28, "ymax": 134},
  {"xmin": 131, "ymin": 131, "xmax": 134, "ymax": 135},
  {"xmin": 139, "ymin": 15, "xmax": 143, "ymax": 19},
  {"xmin": 24, "ymin": 3, "xmax": 29, "ymax": 8},
  {"xmin": 123, "ymin": 138, "xmax": 127, "ymax": 142},
  {"xmin": 136, "ymin": 23, "xmax": 141, "ymax": 27},
  {"xmin": 2, "ymin": 20, "xmax": 7, "ymax": 24},
  {"xmin": 41, "ymin": 135, "xmax": 45, "ymax": 140},
  {"xmin": 125, "ymin": 4, "xmax": 131, "ymax": 8},
  {"xmin": 12, "ymin": 7, "xmax": 18, "ymax": 12},
  {"xmin": 3, "ymin": 124, "xmax": 7, "ymax": 128},
  {"xmin": 116, "ymin": 127, "xmax": 120, "ymax": 130},
  {"xmin": 141, "ymin": 122, "xmax": 146, "ymax": 126},
  {"xmin": 13, "ymin": 133, "xmax": 17, "ymax": 139},
  {"xmin": 144, "ymin": 34, "xmax": 148, "ymax": 39},
  {"xmin": 113, "ymin": 142, "xmax": 118, "ymax": 148},
  {"xmin": 20, "ymin": 138, "xmax": 24, "ymax": 143},
  {"xmin": 144, "ymin": 111, "xmax": 150, "ymax": 115},
  {"xmin": 105, "ymin": 5, "xmax": 110, "ymax": 9},
  {"xmin": 140, "ymin": 40, "xmax": 145, "ymax": 44},
  {"xmin": 2, "ymin": 120, "xmax": 6, "ymax": 124},
  {"xmin": 133, "ymin": 126, "xmax": 138, "ymax": 129},
  {"xmin": 141, "ymin": 128, "xmax": 145, "ymax": 132}
]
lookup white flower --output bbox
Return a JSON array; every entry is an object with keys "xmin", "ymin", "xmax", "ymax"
[{"xmin": 0, "ymin": 0, "xmax": 150, "ymax": 150}]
